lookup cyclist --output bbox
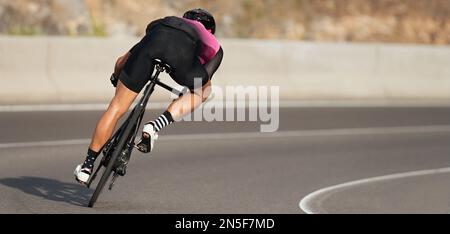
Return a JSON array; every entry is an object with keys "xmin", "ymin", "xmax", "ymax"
[{"xmin": 75, "ymin": 9, "xmax": 224, "ymax": 184}]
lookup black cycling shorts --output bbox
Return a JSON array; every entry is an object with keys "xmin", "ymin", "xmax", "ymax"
[{"xmin": 119, "ymin": 23, "xmax": 208, "ymax": 93}]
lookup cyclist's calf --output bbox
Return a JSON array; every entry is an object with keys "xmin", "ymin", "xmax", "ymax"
[
  {"xmin": 167, "ymin": 80, "xmax": 211, "ymax": 120},
  {"xmin": 108, "ymin": 98, "xmax": 131, "ymax": 119}
]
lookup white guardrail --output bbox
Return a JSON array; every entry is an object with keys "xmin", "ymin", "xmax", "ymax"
[{"xmin": 0, "ymin": 36, "xmax": 449, "ymax": 105}]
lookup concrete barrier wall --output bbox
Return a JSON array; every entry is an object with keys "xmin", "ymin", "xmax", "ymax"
[{"xmin": 1, "ymin": 36, "xmax": 449, "ymax": 105}]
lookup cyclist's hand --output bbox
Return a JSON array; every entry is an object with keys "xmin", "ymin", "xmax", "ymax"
[{"xmin": 110, "ymin": 73, "xmax": 118, "ymax": 87}]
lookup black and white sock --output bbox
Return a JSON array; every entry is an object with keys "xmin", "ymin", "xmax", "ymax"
[
  {"xmin": 147, "ymin": 111, "xmax": 175, "ymax": 132},
  {"xmin": 82, "ymin": 148, "xmax": 100, "ymax": 170}
]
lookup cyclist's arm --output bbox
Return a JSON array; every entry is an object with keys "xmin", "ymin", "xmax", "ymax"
[{"xmin": 204, "ymin": 47, "xmax": 224, "ymax": 80}]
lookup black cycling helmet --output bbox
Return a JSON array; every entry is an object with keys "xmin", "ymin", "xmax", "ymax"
[{"xmin": 183, "ymin": 8, "xmax": 216, "ymax": 34}]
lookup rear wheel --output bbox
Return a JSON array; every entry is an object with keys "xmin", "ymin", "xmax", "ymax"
[
  {"xmin": 88, "ymin": 118, "xmax": 138, "ymax": 208},
  {"xmin": 88, "ymin": 164, "xmax": 114, "ymax": 207},
  {"xmin": 86, "ymin": 120, "xmax": 125, "ymax": 189},
  {"xmin": 86, "ymin": 68, "xmax": 160, "ymax": 207}
]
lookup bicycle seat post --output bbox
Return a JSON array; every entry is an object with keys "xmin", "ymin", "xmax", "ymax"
[
  {"xmin": 155, "ymin": 64, "xmax": 165, "ymax": 73},
  {"xmin": 149, "ymin": 59, "xmax": 185, "ymax": 97}
]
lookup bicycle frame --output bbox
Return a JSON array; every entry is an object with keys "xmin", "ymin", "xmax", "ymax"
[{"xmin": 87, "ymin": 60, "xmax": 185, "ymax": 206}]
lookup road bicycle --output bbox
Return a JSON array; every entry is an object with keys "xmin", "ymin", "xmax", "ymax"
[{"xmin": 86, "ymin": 59, "xmax": 186, "ymax": 208}]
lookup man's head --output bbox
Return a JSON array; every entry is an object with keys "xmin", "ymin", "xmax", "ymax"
[{"xmin": 183, "ymin": 8, "xmax": 216, "ymax": 34}]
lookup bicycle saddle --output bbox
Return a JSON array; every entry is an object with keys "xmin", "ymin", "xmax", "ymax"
[{"xmin": 153, "ymin": 59, "xmax": 172, "ymax": 74}]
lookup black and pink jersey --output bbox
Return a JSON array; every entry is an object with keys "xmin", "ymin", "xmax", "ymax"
[{"xmin": 181, "ymin": 18, "xmax": 221, "ymax": 65}]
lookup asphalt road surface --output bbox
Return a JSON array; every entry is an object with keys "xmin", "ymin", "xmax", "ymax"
[{"xmin": 0, "ymin": 107, "xmax": 449, "ymax": 214}]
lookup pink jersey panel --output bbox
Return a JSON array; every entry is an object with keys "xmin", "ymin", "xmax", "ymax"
[{"xmin": 182, "ymin": 18, "xmax": 221, "ymax": 64}]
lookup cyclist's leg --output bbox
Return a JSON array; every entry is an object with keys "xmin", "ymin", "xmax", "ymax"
[
  {"xmin": 136, "ymin": 63, "xmax": 211, "ymax": 153},
  {"xmin": 89, "ymin": 80, "xmax": 138, "ymax": 152},
  {"xmin": 76, "ymin": 36, "xmax": 153, "ymax": 181},
  {"xmin": 89, "ymin": 38, "xmax": 154, "ymax": 153},
  {"xmin": 166, "ymin": 59, "xmax": 211, "ymax": 121},
  {"xmin": 167, "ymin": 79, "xmax": 212, "ymax": 120},
  {"xmin": 75, "ymin": 80, "xmax": 138, "ymax": 183}
]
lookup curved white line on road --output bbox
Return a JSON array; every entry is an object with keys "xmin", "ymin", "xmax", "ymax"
[
  {"xmin": 299, "ymin": 167, "xmax": 450, "ymax": 214},
  {"xmin": 1, "ymin": 125, "xmax": 450, "ymax": 149}
]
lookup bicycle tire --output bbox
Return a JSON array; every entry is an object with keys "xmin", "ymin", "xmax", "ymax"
[
  {"xmin": 86, "ymin": 128, "xmax": 121, "ymax": 189},
  {"xmin": 88, "ymin": 115, "xmax": 138, "ymax": 207}
]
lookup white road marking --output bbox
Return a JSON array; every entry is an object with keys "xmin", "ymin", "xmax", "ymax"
[
  {"xmin": 299, "ymin": 167, "xmax": 450, "ymax": 214},
  {"xmin": 0, "ymin": 139, "xmax": 91, "ymax": 149},
  {"xmin": 0, "ymin": 103, "xmax": 167, "ymax": 112},
  {"xmin": 1, "ymin": 125, "xmax": 449, "ymax": 149},
  {"xmin": 1, "ymin": 100, "xmax": 449, "ymax": 112}
]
